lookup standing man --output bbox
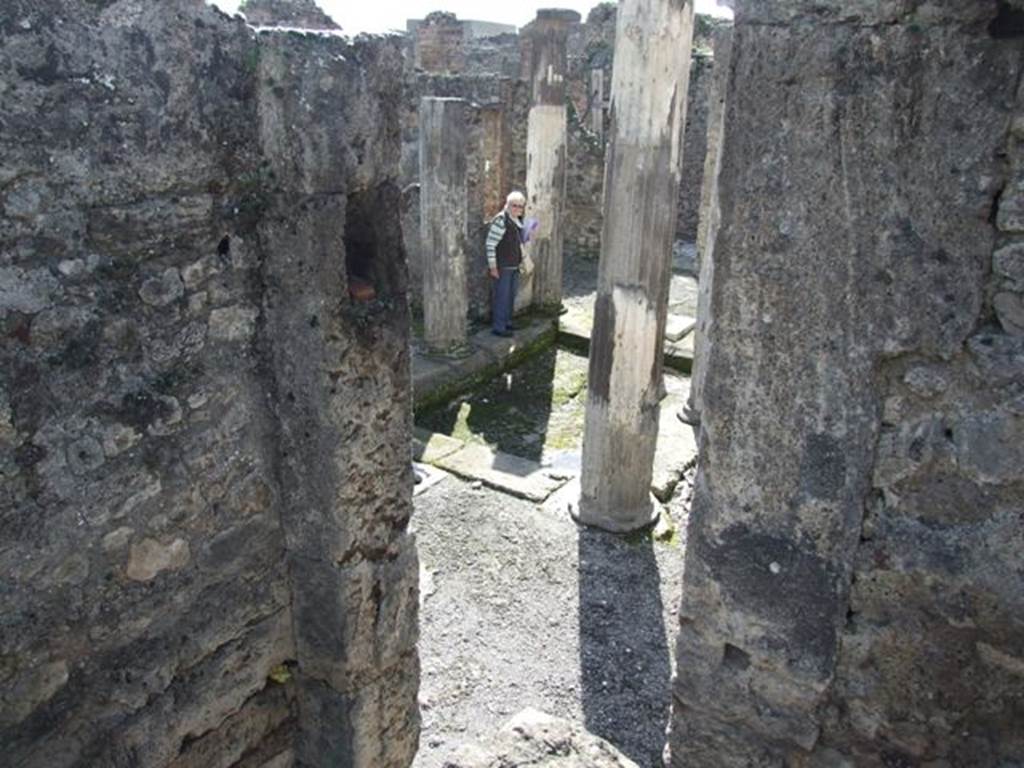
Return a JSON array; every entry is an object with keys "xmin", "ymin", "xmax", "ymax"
[{"xmin": 485, "ymin": 191, "xmax": 526, "ymax": 337}]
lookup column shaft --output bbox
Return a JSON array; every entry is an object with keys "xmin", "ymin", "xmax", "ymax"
[
  {"xmin": 577, "ymin": 0, "xmax": 696, "ymax": 531},
  {"xmin": 419, "ymin": 97, "xmax": 469, "ymax": 351},
  {"xmin": 690, "ymin": 27, "xmax": 734, "ymax": 418},
  {"xmin": 522, "ymin": 9, "xmax": 579, "ymax": 312}
]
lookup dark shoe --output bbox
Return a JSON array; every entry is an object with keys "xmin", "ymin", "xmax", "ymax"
[
  {"xmin": 491, "ymin": 329, "xmax": 513, "ymax": 338},
  {"xmin": 506, "ymin": 323, "xmax": 519, "ymax": 331}
]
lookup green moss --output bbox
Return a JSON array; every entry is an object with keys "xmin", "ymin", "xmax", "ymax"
[
  {"xmin": 413, "ymin": 322, "xmax": 557, "ymax": 413},
  {"xmin": 268, "ymin": 664, "xmax": 292, "ymax": 685},
  {"xmin": 416, "ymin": 342, "xmax": 591, "ymax": 461}
]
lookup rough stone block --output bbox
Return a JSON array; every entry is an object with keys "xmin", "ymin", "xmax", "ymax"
[
  {"xmin": 994, "ymin": 242, "xmax": 1024, "ymax": 287},
  {"xmin": 997, "ymin": 191, "xmax": 1024, "ymax": 233},
  {"xmin": 445, "ymin": 708, "xmax": 640, "ymax": 768},
  {"xmin": 434, "ymin": 443, "xmax": 570, "ymax": 502},
  {"xmin": 994, "ymin": 291, "xmax": 1024, "ymax": 335},
  {"xmin": 290, "ymin": 541, "xmax": 419, "ymax": 686}
]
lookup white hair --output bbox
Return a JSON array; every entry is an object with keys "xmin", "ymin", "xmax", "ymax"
[{"xmin": 505, "ymin": 191, "xmax": 526, "ymax": 207}]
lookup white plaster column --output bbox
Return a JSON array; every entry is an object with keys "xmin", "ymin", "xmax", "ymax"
[
  {"xmin": 519, "ymin": 8, "xmax": 579, "ymax": 313},
  {"xmin": 576, "ymin": 0, "xmax": 696, "ymax": 532}
]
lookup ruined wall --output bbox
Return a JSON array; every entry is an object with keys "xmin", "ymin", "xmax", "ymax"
[
  {"xmin": 562, "ymin": 4, "xmax": 616, "ymax": 260},
  {"xmin": 413, "ymin": 13, "xmax": 466, "ymax": 75},
  {"xmin": 401, "ymin": 73, "xmax": 529, "ymax": 320},
  {"xmin": 670, "ymin": 2, "xmax": 1024, "ymax": 765},
  {"xmin": 463, "ymin": 33, "xmax": 522, "ymax": 79},
  {"xmin": 0, "ymin": 2, "xmax": 417, "ymax": 766},
  {"xmin": 240, "ymin": 0, "xmax": 340, "ymax": 30}
]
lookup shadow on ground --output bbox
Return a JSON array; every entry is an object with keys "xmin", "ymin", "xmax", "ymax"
[
  {"xmin": 414, "ymin": 345, "xmax": 591, "ymax": 463},
  {"xmin": 578, "ymin": 527, "xmax": 672, "ymax": 767}
]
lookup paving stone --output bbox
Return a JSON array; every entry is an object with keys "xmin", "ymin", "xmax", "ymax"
[
  {"xmin": 412, "ymin": 462, "xmax": 449, "ymax": 496},
  {"xmin": 412, "ymin": 429, "xmax": 464, "ymax": 463},
  {"xmin": 434, "ymin": 443, "xmax": 569, "ymax": 502},
  {"xmin": 651, "ymin": 398, "xmax": 699, "ymax": 502},
  {"xmin": 561, "ymin": 298, "xmax": 695, "ymax": 371},
  {"xmin": 665, "ymin": 313, "xmax": 696, "ymax": 342}
]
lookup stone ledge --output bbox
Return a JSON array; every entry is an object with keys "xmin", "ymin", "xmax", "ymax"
[{"xmin": 413, "ymin": 318, "xmax": 557, "ymax": 411}]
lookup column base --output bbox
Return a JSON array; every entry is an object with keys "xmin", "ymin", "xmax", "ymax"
[{"xmin": 570, "ymin": 491, "xmax": 663, "ymax": 533}]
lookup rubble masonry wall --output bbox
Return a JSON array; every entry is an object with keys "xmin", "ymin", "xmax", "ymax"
[{"xmin": 0, "ymin": 2, "xmax": 418, "ymax": 766}]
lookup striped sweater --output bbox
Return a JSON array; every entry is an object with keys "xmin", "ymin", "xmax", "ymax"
[{"xmin": 485, "ymin": 212, "xmax": 523, "ymax": 270}]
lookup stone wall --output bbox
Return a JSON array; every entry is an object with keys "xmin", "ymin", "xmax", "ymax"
[
  {"xmin": 670, "ymin": 2, "xmax": 1024, "ymax": 765},
  {"xmin": 0, "ymin": 2, "xmax": 417, "ymax": 766},
  {"xmin": 675, "ymin": 52, "xmax": 713, "ymax": 245},
  {"xmin": 562, "ymin": 4, "xmax": 616, "ymax": 260}
]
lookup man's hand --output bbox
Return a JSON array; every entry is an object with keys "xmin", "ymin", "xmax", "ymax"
[{"xmin": 489, "ymin": 266, "xmax": 499, "ymax": 279}]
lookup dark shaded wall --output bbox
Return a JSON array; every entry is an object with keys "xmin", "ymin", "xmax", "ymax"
[
  {"xmin": 670, "ymin": 2, "xmax": 1024, "ymax": 766},
  {"xmin": 0, "ymin": 2, "xmax": 417, "ymax": 766}
]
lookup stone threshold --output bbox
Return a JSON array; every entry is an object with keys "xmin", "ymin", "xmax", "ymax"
[{"xmin": 413, "ymin": 428, "xmax": 570, "ymax": 503}]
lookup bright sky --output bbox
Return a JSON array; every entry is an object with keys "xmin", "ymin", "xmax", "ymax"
[{"xmin": 209, "ymin": 0, "xmax": 732, "ymax": 34}]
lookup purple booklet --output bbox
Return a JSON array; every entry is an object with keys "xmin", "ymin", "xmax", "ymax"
[{"xmin": 520, "ymin": 217, "xmax": 540, "ymax": 244}]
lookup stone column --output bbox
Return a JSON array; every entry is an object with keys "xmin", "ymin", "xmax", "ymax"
[
  {"xmin": 686, "ymin": 26, "xmax": 733, "ymax": 423},
  {"xmin": 521, "ymin": 9, "xmax": 580, "ymax": 313},
  {"xmin": 589, "ymin": 68, "xmax": 605, "ymax": 140},
  {"xmin": 419, "ymin": 97, "xmax": 469, "ymax": 351},
  {"xmin": 576, "ymin": 0, "xmax": 696, "ymax": 532},
  {"xmin": 669, "ymin": 2, "xmax": 1023, "ymax": 764}
]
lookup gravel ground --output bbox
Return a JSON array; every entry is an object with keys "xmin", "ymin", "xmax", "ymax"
[{"xmin": 411, "ymin": 471, "xmax": 695, "ymax": 768}]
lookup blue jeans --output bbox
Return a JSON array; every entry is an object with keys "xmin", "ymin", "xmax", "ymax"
[{"xmin": 492, "ymin": 268, "xmax": 518, "ymax": 333}]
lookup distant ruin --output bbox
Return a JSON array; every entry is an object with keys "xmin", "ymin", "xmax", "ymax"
[{"xmin": 2, "ymin": 0, "xmax": 1022, "ymax": 766}]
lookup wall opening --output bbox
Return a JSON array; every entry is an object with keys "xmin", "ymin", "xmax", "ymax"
[
  {"xmin": 990, "ymin": 1, "xmax": 1024, "ymax": 38},
  {"xmin": 343, "ymin": 183, "xmax": 407, "ymax": 303}
]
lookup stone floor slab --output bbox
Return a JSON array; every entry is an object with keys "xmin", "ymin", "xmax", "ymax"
[
  {"xmin": 413, "ymin": 462, "xmax": 450, "ymax": 496},
  {"xmin": 433, "ymin": 443, "xmax": 569, "ymax": 502},
  {"xmin": 413, "ymin": 318, "xmax": 556, "ymax": 411},
  {"xmin": 652, "ymin": 391, "xmax": 699, "ymax": 502},
  {"xmin": 665, "ymin": 314, "xmax": 696, "ymax": 342},
  {"xmin": 413, "ymin": 428, "xmax": 465, "ymax": 463}
]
